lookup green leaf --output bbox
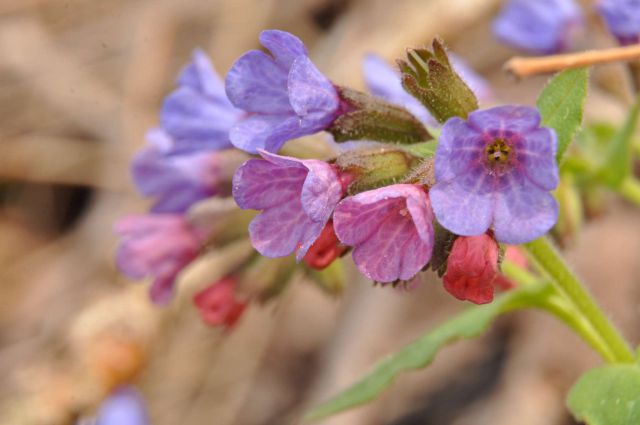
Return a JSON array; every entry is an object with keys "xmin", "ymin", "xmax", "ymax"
[
  {"xmin": 596, "ymin": 97, "xmax": 640, "ymax": 188},
  {"xmin": 567, "ymin": 364, "xmax": 640, "ymax": 425},
  {"xmin": 536, "ymin": 68, "xmax": 589, "ymax": 163},
  {"xmin": 305, "ymin": 282, "xmax": 552, "ymax": 421}
]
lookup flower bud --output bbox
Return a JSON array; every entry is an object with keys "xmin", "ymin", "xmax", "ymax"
[
  {"xmin": 443, "ymin": 234, "xmax": 499, "ymax": 304},
  {"xmin": 193, "ymin": 277, "xmax": 247, "ymax": 329},
  {"xmin": 303, "ymin": 220, "xmax": 347, "ymax": 270},
  {"xmin": 398, "ymin": 39, "xmax": 478, "ymax": 123}
]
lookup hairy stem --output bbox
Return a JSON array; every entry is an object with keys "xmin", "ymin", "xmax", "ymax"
[{"xmin": 524, "ymin": 237, "xmax": 635, "ymax": 363}]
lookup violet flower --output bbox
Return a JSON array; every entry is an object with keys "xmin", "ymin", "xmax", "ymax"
[
  {"xmin": 333, "ymin": 184, "xmax": 435, "ymax": 283},
  {"xmin": 132, "ymin": 129, "xmax": 223, "ymax": 213},
  {"xmin": 492, "ymin": 0, "xmax": 583, "ymax": 54},
  {"xmin": 114, "ymin": 214, "xmax": 202, "ymax": 304},
  {"xmin": 225, "ymin": 30, "xmax": 342, "ymax": 153},
  {"xmin": 232, "ymin": 151, "xmax": 343, "ymax": 259},
  {"xmin": 363, "ymin": 53, "xmax": 492, "ymax": 122},
  {"xmin": 597, "ymin": 0, "xmax": 640, "ymax": 45},
  {"xmin": 95, "ymin": 387, "xmax": 149, "ymax": 425},
  {"xmin": 160, "ymin": 49, "xmax": 243, "ymax": 153},
  {"xmin": 430, "ymin": 105, "xmax": 559, "ymax": 244}
]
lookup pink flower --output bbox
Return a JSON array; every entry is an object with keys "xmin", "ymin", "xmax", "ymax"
[
  {"xmin": 114, "ymin": 214, "xmax": 202, "ymax": 304},
  {"xmin": 443, "ymin": 234, "xmax": 499, "ymax": 304},
  {"xmin": 193, "ymin": 277, "xmax": 247, "ymax": 329},
  {"xmin": 333, "ymin": 184, "xmax": 435, "ymax": 283},
  {"xmin": 233, "ymin": 150, "xmax": 344, "ymax": 260}
]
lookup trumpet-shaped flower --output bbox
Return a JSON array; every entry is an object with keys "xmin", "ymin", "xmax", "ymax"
[
  {"xmin": 233, "ymin": 151, "xmax": 343, "ymax": 259},
  {"xmin": 132, "ymin": 129, "xmax": 223, "ymax": 213},
  {"xmin": 114, "ymin": 214, "xmax": 202, "ymax": 304},
  {"xmin": 160, "ymin": 49, "xmax": 243, "ymax": 153},
  {"xmin": 333, "ymin": 184, "xmax": 435, "ymax": 283},
  {"xmin": 225, "ymin": 30, "xmax": 341, "ymax": 153}
]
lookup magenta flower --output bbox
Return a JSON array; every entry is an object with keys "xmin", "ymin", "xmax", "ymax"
[
  {"xmin": 160, "ymin": 49, "xmax": 243, "ymax": 153},
  {"xmin": 114, "ymin": 214, "xmax": 202, "ymax": 304},
  {"xmin": 597, "ymin": 0, "xmax": 640, "ymax": 45},
  {"xmin": 225, "ymin": 30, "xmax": 341, "ymax": 153},
  {"xmin": 132, "ymin": 129, "xmax": 223, "ymax": 213},
  {"xmin": 333, "ymin": 184, "xmax": 435, "ymax": 283},
  {"xmin": 363, "ymin": 54, "xmax": 492, "ymax": 127},
  {"xmin": 95, "ymin": 387, "xmax": 149, "ymax": 425},
  {"xmin": 492, "ymin": 0, "xmax": 583, "ymax": 54},
  {"xmin": 232, "ymin": 151, "xmax": 343, "ymax": 259},
  {"xmin": 430, "ymin": 105, "xmax": 559, "ymax": 244}
]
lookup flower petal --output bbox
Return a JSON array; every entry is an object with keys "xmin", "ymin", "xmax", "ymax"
[
  {"xmin": 492, "ymin": 171, "xmax": 559, "ymax": 244},
  {"xmin": 299, "ymin": 160, "xmax": 342, "ymax": 222},
  {"xmin": 232, "ymin": 157, "xmax": 305, "ymax": 210},
  {"xmin": 229, "ymin": 114, "xmax": 305, "ymax": 153},
  {"xmin": 434, "ymin": 117, "xmax": 484, "ymax": 182},
  {"xmin": 259, "ymin": 30, "xmax": 307, "ymax": 68},
  {"xmin": 430, "ymin": 169, "xmax": 494, "ymax": 237},
  {"xmin": 519, "ymin": 127, "xmax": 559, "ymax": 191},
  {"xmin": 177, "ymin": 49, "xmax": 228, "ymax": 103},
  {"xmin": 467, "ymin": 105, "xmax": 541, "ymax": 135},
  {"xmin": 225, "ymin": 50, "xmax": 292, "ymax": 114},
  {"xmin": 288, "ymin": 56, "xmax": 339, "ymax": 128},
  {"xmin": 160, "ymin": 87, "xmax": 238, "ymax": 152},
  {"xmin": 248, "ymin": 198, "xmax": 324, "ymax": 258}
]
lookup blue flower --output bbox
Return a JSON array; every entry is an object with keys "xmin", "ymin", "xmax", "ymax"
[
  {"xmin": 597, "ymin": 0, "xmax": 640, "ymax": 44},
  {"xmin": 160, "ymin": 49, "xmax": 243, "ymax": 153},
  {"xmin": 225, "ymin": 30, "xmax": 342, "ymax": 153},
  {"xmin": 132, "ymin": 129, "xmax": 225, "ymax": 213},
  {"xmin": 430, "ymin": 105, "xmax": 559, "ymax": 244},
  {"xmin": 492, "ymin": 0, "xmax": 583, "ymax": 54}
]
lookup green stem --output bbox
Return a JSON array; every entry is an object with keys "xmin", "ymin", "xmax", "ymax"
[
  {"xmin": 536, "ymin": 295, "xmax": 617, "ymax": 363},
  {"xmin": 524, "ymin": 237, "xmax": 635, "ymax": 363},
  {"xmin": 501, "ymin": 260, "xmax": 617, "ymax": 362},
  {"xmin": 618, "ymin": 177, "xmax": 640, "ymax": 206}
]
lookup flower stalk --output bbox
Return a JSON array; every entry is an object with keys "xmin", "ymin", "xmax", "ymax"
[{"xmin": 524, "ymin": 237, "xmax": 635, "ymax": 363}]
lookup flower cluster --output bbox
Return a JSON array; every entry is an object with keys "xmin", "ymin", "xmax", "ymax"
[
  {"xmin": 115, "ymin": 50, "xmax": 248, "ymax": 323},
  {"xmin": 117, "ymin": 28, "xmax": 560, "ymax": 308}
]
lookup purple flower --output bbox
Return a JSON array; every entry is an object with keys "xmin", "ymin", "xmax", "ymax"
[
  {"xmin": 114, "ymin": 214, "xmax": 202, "ymax": 304},
  {"xmin": 233, "ymin": 151, "xmax": 343, "ymax": 259},
  {"xmin": 95, "ymin": 387, "xmax": 149, "ymax": 425},
  {"xmin": 362, "ymin": 53, "xmax": 492, "ymax": 127},
  {"xmin": 160, "ymin": 49, "xmax": 243, "ymax": 153},
  {"xmin": 430, "ymin": 105, "xmax": 559, "ymax": 244},
  {"xmin": 492, "ymin": 0, "xmax": 583, "ymax": 54},
  {"xmin": 225, "ymin": 30, "xmax": 341, "ymax": 153},
  {"xmin": 132, "ymin": 129, "xmax": 223, "ymax": 213},
  {"xmin": 597, "ymin": 0, "xmax": 640, "ymax": 45},
  {"xmin": 333, "ymin": 184, "xmax": 435, "ymax": 283}
]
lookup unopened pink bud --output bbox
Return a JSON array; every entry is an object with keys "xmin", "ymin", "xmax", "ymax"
[{"xmin": 193, "ymin": 277, "xmax": 247, "ymax": 329}]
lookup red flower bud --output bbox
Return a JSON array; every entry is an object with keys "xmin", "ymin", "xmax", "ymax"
[
  {"xmin": 443, "ymin": 234, "xmax": 499, "ymax": 304},
  {"xmin": 303, "ymin": 220, "xmax": 347, "ymax": 270},
  {"xmin": 193, "ymin": 277, "xmax": 246, "ymax": 329}
]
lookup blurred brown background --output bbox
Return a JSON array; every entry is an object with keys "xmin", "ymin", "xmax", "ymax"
[{"xmin": 1, "ymin": 0, "xmax": 639, "ymax": 424}]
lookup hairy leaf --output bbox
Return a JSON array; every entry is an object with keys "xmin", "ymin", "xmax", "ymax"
[
  {"xmin": 567, "ymin": 364, "xmax": 640, "ymax": 425},
  {"xmin": 306, "ymin": 282, "xmax": 552, "ymax": 420},
  {"xmin": 536, "ymin": 68, "xmax": 589, "ymax": 163}
]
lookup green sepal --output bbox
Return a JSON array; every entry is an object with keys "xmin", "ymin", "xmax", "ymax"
[
  {"xmin": 304, "ymin": 259, "xmax": 346, "ymax": 297},
  {"xmin": 428, "ymin": 222, "xmax": 457, "ymax": 277},
  {"xmin": 336, "ymin": 147, "xmax": 421, "ymax": 195},
  {"xmin": 398, "ymin": 39, "xmax": 478, "ymax": 123},
  {"xmin": 328, "ymin": 87, "xmax": 431, "ymax": 144}
]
